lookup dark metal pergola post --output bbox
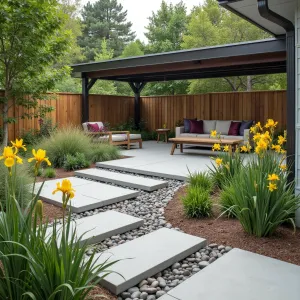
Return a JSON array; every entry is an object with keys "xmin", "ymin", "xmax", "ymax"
[
  {"xmin": 129, "ymin": 82, "xmax": 146, "ymax": 129},
  {"xmin": 81, "ymin": 75, "xmax": 97, "ymax": 123}
]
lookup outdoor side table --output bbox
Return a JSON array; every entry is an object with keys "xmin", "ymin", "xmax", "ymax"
[{"xmin": 156, "ymin": 129, "xmax": 170, "ymax": 143}]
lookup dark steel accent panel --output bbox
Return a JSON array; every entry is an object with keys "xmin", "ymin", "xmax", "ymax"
[{"xmin": 129, "ymin": 82, "xmax": 146, "ymax": 129}]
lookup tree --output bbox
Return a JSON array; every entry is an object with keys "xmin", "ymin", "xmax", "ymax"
[
  {"xmin": 0, "ymin": 0, "xmax": 70, "ymax": 146},
  {"xmin": 120, "ymin": 41, "xmax": 144, "ymax": 58},
  {"xmin": 79, "ymin": 0, "xmax": 135, "ymax": 61},
  {"xmin": 182, "ymin": 0, "xmax": 285, "ymax": 93},
  {"xmin": 144, "ymin": 0, "xmax": 189, "ymax": 95}
]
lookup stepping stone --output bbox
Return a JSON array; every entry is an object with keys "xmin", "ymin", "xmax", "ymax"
[
  {"xmin": 75, "ymin": 168, "xmax": 168, "ymax": 191},
  {"xmin": 93, "ymin": 228, "xmax": 206, "ymax": 295},
  {"xmin": 159, "ymin": 248, "xmax": 300, "ymax": 300},
  {"xmin": 47, "ymin": 210, "xmax": 143, "ymax": 246},
  {"xmin": 35, "ymin": 177, "xmax": 139, "ymax": 213}
]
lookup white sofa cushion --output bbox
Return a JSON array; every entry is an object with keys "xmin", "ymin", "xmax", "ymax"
[
  {"xmin": 82, "ymin": 122, "xmax": 104, "ymax": 132},
  {"xmin": 203, "ymin": 120, "xmax": 216, "ymax": 134},
  {"xmin": 179, "ymin": 133, "xmax": 198, "ymax": 138},
  {"xmin": 216, "ymin": 120, "xmax": 232, "ymax": 135},
  {"xmin": 222, "ymin": 135, "xmax": 244, "ymax": 141},
  {"xmin": 129, "ymin": 134, "xmax": 142, "ymax": 140},
  {"xmin": 98, "ymin": 135, "xmax": 126, "ymax": 142}
]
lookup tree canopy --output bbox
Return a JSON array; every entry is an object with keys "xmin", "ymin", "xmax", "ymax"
[{"xmin": 79, "ymin": 0, "xmax": 135, "ymax": 61}]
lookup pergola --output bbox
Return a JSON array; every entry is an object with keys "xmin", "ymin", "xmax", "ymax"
[{"xmin": 71, "ymin": 36, "xmax": 289, "ymax": 163}]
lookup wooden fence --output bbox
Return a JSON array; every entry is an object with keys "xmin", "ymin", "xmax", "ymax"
[{"xmin": 0, "ymin": 90, "xmax": 286, "ymax": 140}]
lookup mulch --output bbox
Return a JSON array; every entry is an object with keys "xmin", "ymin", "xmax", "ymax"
[{"xmin": 164, "ymin": 186, "xmax": 300, "ymax": 266}]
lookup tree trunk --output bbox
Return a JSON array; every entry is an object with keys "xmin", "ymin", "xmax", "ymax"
[
  {"xmin": 2, "ymin": 102, "xmax": 8, "ymax": 147},
  {"xmin": 247, "ymin": 76, "xmax": 252, "ymax": 91}
]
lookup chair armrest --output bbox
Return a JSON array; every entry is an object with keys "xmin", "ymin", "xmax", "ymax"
[
  {"xmin": 244, "ymin": 129, "xmax": 250, "ymax": 141},
  {"xmin": 175, "ymin": 126, "xmax": 184, "ymax": 137}
]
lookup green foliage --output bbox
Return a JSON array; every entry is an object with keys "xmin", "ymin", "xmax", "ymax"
[
  {"xmin": 79, "ymin": 0, "xmax": 135, "ymax": 60},
  {"xmin": 182, "ymin": 187, "xmax": 212, "ymax": 218},
  {"xmin": 63, "ymin": 152, "xmax": 90, "ymax": 171},
  {"xmin": 43, "ymin": 167, "xmax": 56, "ymax": 179},
  {"xmin": 0, "ymin": 163, "xmax": 33, "ymax": 210},
  {"xmin": 90, "ymin": 143, "xmax": 120, "ymax": 163},
  {"xmin": 225, "ymin": 157, "xmax": 300, "ymax": 237},
  {"xmin": 121, "ymin": 41, "xmax": 144, "ymax": 58},
  {"xmin": 36, "ymin": 127, "xmax": 93, "ymax": 168},
  {"xmin": 39, "ymin": 118, "xmax": 57, "ymax": 138},
  {"xmin": 209, "ymin": 153, "xmax": 244, "ymax": 189},
  {"xmin": 0, "ymin": 0, "xmax": 71, "ymax": 146},
  {"xmin": 219, "ymin": 184, "xmax": 236, "ymax": 218},
  {"xmin": 188, "ymin": 171, "xmax": 213, "ymax": 192}
]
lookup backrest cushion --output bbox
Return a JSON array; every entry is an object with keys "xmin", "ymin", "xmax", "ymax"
[
  {"xmin": 228, "ymin": 121, "xmax": 241, "ymax": 136},
  {"xmin": 82, "ymin": 122, "xmax": 104, "ymax": 132},
  {"xmin": 239, "ymin": 120, "xmax": 254, "ymax": 136},
  {"xmin": 216, "ymin": 120, "xmax": 232, "ymax": 135},
  {"xmin": 184, "ymin": 118, "xmax": 197, "ymax": 133},
  {"xmin": 203, "ymin": 120, "xmax": 216, "ymax": 134},
  {"xmin": 190, "ymin": 120, "xmax": 204, "ymax": 134},
  {"xmin": 87, "ymin": 123, "xmax": 100, "ymax": 132}
]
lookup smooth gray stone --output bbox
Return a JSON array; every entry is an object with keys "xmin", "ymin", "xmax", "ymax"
[
  {"xmin": 35, "ymin": 177, "xmax": 139, "ymax": 213},
  {"xmin": 46, "ymin": 211, "xmax": 143, "ymax": 246},
  {"xmin": 75, "ymin": 168, "xmax": 168, "ymax": 191},
  {"xmin": 93, "ymin": 228, "xmax": 206, "ymax": 294},
  {"xmin": 160, "ymin": 249, "xmax": 300, "ymax": 300}
]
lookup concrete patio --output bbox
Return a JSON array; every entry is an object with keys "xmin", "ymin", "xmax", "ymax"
[{"xmin": 97, "ymin": 141, "xmax": 220, "ymax": 180}]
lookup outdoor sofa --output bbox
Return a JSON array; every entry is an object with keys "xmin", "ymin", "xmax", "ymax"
[
  {"xmin": 82, "ymin": 122, "xmax": 142, "ymax": 150},
  {"xmin": 176, "ymin": 119, "xmax": 253, "ymax": 146}
]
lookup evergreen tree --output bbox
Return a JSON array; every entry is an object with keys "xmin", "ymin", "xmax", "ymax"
[{"xmin": 79, "ymin": 0, "xmax": 135, "ymax": 61}]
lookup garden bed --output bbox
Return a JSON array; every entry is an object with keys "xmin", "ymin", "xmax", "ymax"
[{"xmin": 165, "ymin": 186, "xmax": 300, "ymax": 266}]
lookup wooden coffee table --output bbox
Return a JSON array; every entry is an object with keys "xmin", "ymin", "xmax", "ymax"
[{"xmin": 169, "ymin": 137, "xmax": 243, "ymax": 155}]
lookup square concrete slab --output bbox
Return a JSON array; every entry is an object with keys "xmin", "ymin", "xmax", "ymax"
[
  {"xmin": 75, "ymin": 168, "xmax": 168, "ymax": 191},
  {"xmin": 160, "ymin": 248, "xmax": 300, "ymax": 300},
  {"xmin": 35, "ymin": 177, "xmax": 139, "ymax": 213},
  {"xmin": 93, "ymin": 228, "xmax": 207, "ymax": 295},
  {"xmin": 47, "ymin": 211, "xmax": 143, "ymax": 246}
]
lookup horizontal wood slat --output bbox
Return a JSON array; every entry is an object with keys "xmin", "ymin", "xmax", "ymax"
[{"xmin": 0, "ymin": 90, "xmax": 286, "ymax": 141}]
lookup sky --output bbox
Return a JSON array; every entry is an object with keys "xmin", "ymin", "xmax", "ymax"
[{"xmin": 81, "ymin": 0, "xmax": 204, "ymax": 42}]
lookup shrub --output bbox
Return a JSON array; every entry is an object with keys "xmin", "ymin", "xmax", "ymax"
[
  {"xmin": 182, "ymin": 187, "xmax": 212, "ymax": 218},
  {"xmin": 43, "ymin": 167, "xmax": 56, "ymax": 178},
  {"xmin": 36, "ymin": 126, "xmax": 93, "ymax": 168},
  {"xmin": 63, "ymin": 152, "xmax": 90, "ymax": 171},
  {"xmin": 20, "ymin": 128, "xmax": 41, "ymax": 145},
  {"xmin": 187, "ymin": 170, "xmax": 213, "ymax": 192},
  {"xmin": 90, "ymin": 142, "xmax": 121, "ymax": 163},
  {"xmin": 226, "ymin": 161, "xmax": 300, "ymax": 237}
]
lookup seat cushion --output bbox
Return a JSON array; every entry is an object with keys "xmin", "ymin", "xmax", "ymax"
[
  {"xmin": 216, "ymin": 120, "xmax": 231, "ymax": 135},
  {"xmin": 98, "ymin": 135, "xmax": 126, "ymax": 142},
  {"xmin": 129, "ymin": 134, "xmax": 142, "ymax": 140},
  {"xmin": 203, "ymin": 120, "xmax": 216, "ymax": 134},
  {"xmin": 179, "ymin": 133, "xmax": 198, "ymax": 138},
  {"xmin": 196, "ymin": 134, "xmax": 210, "ymax": 138},
  {"xmin": 222, "ymin": 135, "xmax": 244, "ymax": 141}
]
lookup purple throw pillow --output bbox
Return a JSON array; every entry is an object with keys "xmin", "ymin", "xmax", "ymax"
[
  {"xmin": 184, "ymin": 118, "xmax": 197, "ymax": 133},
  {"xmin": 239, "ymin": 120, "xmax": 253, "ymax": 136},
  {"xmin": 190, "ymin": 120, "xmax": 204, "ymax": 134},
  {"xmin": 228, "ymin": 122, "xmax": 241, "ymax": 136},
  {"xmin": 87, "ymin": 123, "xmax": 100, "ymax": 132}
]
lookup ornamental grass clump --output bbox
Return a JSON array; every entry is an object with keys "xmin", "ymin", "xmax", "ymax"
[
  {"xmin": 0, "ymin": 138, "xmax": 116, "ymax": 299},
  {"xmin": 182, "ymin": 187, "xmax": 212, "ymax": 218},
  {"xmin": 187, "ymin": 170, "xmax": 214, "ymax": 193}
]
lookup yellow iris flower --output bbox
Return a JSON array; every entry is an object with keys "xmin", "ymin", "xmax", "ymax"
[
  {"xmin": 215, "ymin": 158, "xmax": 223, "ymax": 167},
  {"xmin": 271, "ymin": 144, "xmax": 281, "ymax": 153},
  {"xmin": 210, "ymin": 130, "xmax": 217, "ymax": 138},
  {"xmin": 240, "ymin": 145, "xmax": 248, "ymax": 153},
  {"xmin": 267, "ymin": 173, "xmax": 280, "ymax": 181},
  {"xmin": 212, "ymin": 143, "xmax": 221, "ymax": 151},
  {"xmin": 223, "ymin": 145, "xmax": 229, "ymax": 152},
  {"xmin": 279, "ymin": 164, "xmax": 287, "ymax": 171},
  {"xmin": 28, "ymin": 149, "xmax": 51, "ymax": 167},
  {"xmin": 52, "ymin": 179, "xmax": 75, "ymax": 200},
  {"xmin": 267, "ymin": 182, "xmax": 277, "ymax": 192},
  {"xmin": 265, "ymin": 119, "xmax": 278, "ymax": 129},
  {"xmin": 278, "ymin": 135, "xmax": 286, "ymax": 145},
  {"xmin": 0, "ymin": 146, "xmax": 23, "ymax": 169},
  {"xmin": 11, "ymin": 138, "xmax": 27, "ymax": 152}
]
